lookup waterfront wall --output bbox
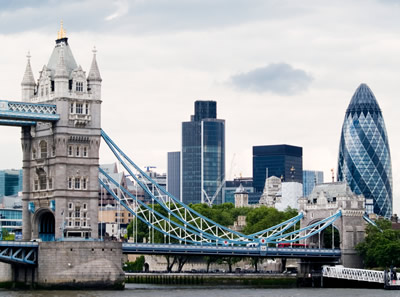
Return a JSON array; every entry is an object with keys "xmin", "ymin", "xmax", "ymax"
[
  {"xmin": 126, "ymin": 272, "xmax": 297, "ymax": 287},
  {"xmin": 36, "ymin": 241, "xmax": 125, "ymax": 288},
  {"xmin": 0, "ymin": 262, "xmax": 11, "ymax": 282}
]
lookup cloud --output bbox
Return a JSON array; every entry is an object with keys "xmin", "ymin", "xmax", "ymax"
[
  {"xmin": 105, "ymin": 0, "xmax": 129, "ymax": 21},
  {"xmin": 230, "ymin": 63, "xmax": 313, "ymax": 95}
]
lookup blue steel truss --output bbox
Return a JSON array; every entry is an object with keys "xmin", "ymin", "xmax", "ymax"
[
  {"xmin": 100, "ymin": 129, "xmax": 344, "ymax": 248},
  {"xmin": 0, "ymin": 100, "xmax": 59, "ymax": 125},
  {"xmin": 0, "ymin": 241, "xmax": 38, "ymax": 265}
]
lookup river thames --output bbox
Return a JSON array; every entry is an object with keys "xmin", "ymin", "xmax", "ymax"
[{"xmin": 0, "ymin": 284, "xmax": 398, "ymax": 297}]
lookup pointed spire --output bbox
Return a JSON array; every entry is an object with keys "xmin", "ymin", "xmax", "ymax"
[
  {"xmin": 87, "ymin": 46, "xmax": 102, "ymax": 82},
  {"xmin": 54, "ymin": 46, "xmax": 68, "ymax": 78},
  {"xmin": 57, "ymin": 20, "xmax": 67, "ymax": 40},
  {"xmin": 21, "ymin": 51, "xmax": 35, "ymax": 86}
]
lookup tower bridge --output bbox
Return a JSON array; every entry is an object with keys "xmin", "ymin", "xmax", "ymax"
[{"xmin": 0, "ymin": 27, "xmax": 373, "ymax": 288}]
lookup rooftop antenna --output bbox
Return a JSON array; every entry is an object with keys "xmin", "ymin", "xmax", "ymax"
[{"xmin": 331, "ymin": 168, "xmax": 335, "ymax": 183}]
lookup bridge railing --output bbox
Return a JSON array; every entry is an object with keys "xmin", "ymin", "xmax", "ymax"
[{"xmin": 322, "ymin": 265, "xmax": 385, "ymax": 283}]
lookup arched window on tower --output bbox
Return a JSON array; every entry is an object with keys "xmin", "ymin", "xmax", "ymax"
[{"xmin": 40, "ymin": 140, "xmax": 47, "ymax": 159}]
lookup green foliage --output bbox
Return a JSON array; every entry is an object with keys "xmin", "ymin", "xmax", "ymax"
[
  {"xmin": 242, "ymin": 206, "xmax": 298, "ymax": 235},
  {"xmin": 123, "ymin": 255, "xmax": 145, "ymax": 272},
  {"xmin": 356, "ymin": 219, "xmax": 400, "ymax": 268}
]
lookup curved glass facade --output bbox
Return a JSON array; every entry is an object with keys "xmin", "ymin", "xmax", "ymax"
[{"xmin": 337, "ymin": 84, "xmax": 393, "ymax": 217}]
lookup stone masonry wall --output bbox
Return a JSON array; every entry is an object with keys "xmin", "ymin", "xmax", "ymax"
[{"xmin": 37, "ymin": 241, "xmax": 124, "ymax": 288}]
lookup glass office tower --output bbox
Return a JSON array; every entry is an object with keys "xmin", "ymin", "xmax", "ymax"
[
  {"xmin": 0, "ymin": 169, "xmax": 23, "ymax": 197},
  {"xmin": 303, "ymin": 170, "xmax": 324, "ymax": 197},
  {"xmin": 337, "ymin": 83, "xmax": 393, "ymax": 218},
  {"xmin": 181, "ymin": 101, "xmax": 225, "ymax": 205},
  {"xmin": 253, "ymin": 145, "xmax": 303, "ymax": 193},
  {"xmin": 167, "ymin": 151, "xmax": 181, "ymax": 200}
]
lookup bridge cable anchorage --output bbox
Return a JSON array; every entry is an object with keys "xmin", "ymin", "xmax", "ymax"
[{"xmin": 100, "ymin": 129, "xmax": 343, "ymax": 247}]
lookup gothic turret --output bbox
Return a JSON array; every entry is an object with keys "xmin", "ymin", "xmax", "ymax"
[
  {"xmin": 21, "ymin": 52, "xmax": 35, "ymax": 101},
  {"xmin": 87, "ymin": 47, "xmax": 102, "ymax": 100},
  {"xmin": 54, "ymin": 47, "xmax": 69, "ymax": 97}
]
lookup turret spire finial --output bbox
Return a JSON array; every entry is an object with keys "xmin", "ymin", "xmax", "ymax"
[
  {"xmin": 57, "ymin": 20, "xmax": 67, "ymax": 40},
  {"xmin": 26, "ymin": 51, "xmax": 31, "ymax": 60}
]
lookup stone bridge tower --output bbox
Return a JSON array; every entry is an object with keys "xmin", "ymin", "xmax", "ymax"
[
  {"xmin": 299, "ymin": 182, "xmax": 366, "ymax": 268},
  {"xmin": 21, "ymin": 24, "xmax": 102, "ymax": 240}
]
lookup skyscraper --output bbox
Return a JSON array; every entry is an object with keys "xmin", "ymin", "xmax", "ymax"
[
  {"xmin": 181, "ymin": 101, "xmax": 225, "ymax": 205},
  {"xmin": 337, "ymin": 83, "xmax": 393, "ymax": 218},
  {"xmin": 0, "ymin": 169, "xmax": 23, "ymax": 197},
  {"xmin": 167, "ymin": 151, "xmax": 180, "ymax": 200},
  {"xmin": 253, "ymin": 145, "xmax": 303, "ymax": 193},
  {"xmin": 303, "ymin": 170, "xmax": 324, "ymax": 197}
]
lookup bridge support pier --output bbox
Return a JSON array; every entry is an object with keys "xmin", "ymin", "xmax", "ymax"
[
  {"xmin": 36, "ymin": 241, "xmax": 125, "ymax": 289},
  {"xmin": 0, "ymin": 241, "xmax": 125, "ymax": 289}
]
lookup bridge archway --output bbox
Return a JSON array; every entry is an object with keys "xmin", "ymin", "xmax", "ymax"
[
  {"xmin": 33, "ymin": 208, "xmax": 55, "ymax": 241},
  {"xmin": 305, "ymin": 218, "xmax": 340, "ymax": 249}
]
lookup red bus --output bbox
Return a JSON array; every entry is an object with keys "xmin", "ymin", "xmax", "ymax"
[{"xmin": 277, "ymin": 243, "xmax": 308, "ymax": 248}]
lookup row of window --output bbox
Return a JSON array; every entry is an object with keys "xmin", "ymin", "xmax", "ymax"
[
  {"xmin": 68, "ymin": 177, "xmax": 89, "ymax": 190},
  {"xmin": 68, "ymin": 145, "xmax": 89, "ymax": 157},
  {"xmin": 114, "ymin": 213, "xmax": 132, "ymax": 217},
  {"xmin": 70, "ymin": 102, "xmax": 90, "ymax": 115},
  {"xmin": 67, "ymin": 220, "xmax": 89, "ymax": 227},
  {"xmin": 37, "ymin": 79, "xmax": 85, "ymax": 97},
  {"xmin": 32, "ymin": 141, "xmax": 90, "ymax": 159}
]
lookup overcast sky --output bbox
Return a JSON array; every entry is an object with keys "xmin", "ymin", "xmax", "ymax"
[{"xmin": 0, "ymin": 0, "xmax": 399, "ymax": 213}]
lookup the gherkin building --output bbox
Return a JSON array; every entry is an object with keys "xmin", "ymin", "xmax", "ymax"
[{"xmin": 337, "ymin": 83, "xmax": 393, "ymax": 218}]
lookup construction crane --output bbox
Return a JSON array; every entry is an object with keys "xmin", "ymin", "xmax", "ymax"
[{"xmin": 144, "ymin": 166, "xmax": 156, "ymax": 172}]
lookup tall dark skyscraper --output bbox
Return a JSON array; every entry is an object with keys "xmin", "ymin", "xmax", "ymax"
[
  {"xmin": 337, "ymin": 83, "xmax": 393, "ymax": 218},
  {"xmin": 253, "ymin": 145, "xmax": 303, "ymax": 193},
  {"xmin": 167, "ymin": 151, "xmax": 181, "ymax": 200},
  {"xmin": 181, "ymin": 101, "xmax": 225, "ymax": 205}
]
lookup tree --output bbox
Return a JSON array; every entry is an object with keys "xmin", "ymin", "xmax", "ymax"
[{"xmin": 356, "ymin": 219, "xmax": 400, "ymax": 268}]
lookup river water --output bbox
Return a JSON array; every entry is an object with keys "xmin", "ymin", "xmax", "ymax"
[{"xmin": 0, "ymin": 284, "xmax": 398, "ymax": 297}]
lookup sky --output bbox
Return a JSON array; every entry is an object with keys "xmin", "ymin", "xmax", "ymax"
[{"xmin": 0, "ymin": 0, "xmax": 399, "ymax": 213}]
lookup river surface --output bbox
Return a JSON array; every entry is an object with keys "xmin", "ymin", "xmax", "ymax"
[{"xmin": 0, "ymin": 284, "xmax": 398, "ymax": 296}]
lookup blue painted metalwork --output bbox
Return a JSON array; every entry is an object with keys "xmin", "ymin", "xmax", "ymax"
[
  {"xmin": 0, "ymin": 100, "xmax": 59, "ymax": 125},
  {"xmin": 0, "ymin": 119, "xmax": 36, "ymax": 126},
  {"xmin": 0, "ymin": 241, "xmax": 38, "ymax": 265},
  {"xmin": 101, "ymin": 129, "xmax": 254, "ymax": 244},
  {"xmin": 50, "ymin": 200, "xmax": 55, "ymax": 212},
  {"xmin": 363, "ymin": 213, "xmax": 381, "ymax": 231},
  {"xmin": 267, "ymin": 211, "xmax": 342, "ymax": 244},
  {"xmin": 28, "ymin": 202, "xmax": 35, "ymax": 214},
  {"xmin": 250, "ymin": 213, "xmax": 303, "ymax": 239},
  {"xmin": 122, "ymin": 242, "xmax": 341, "ymax": 258},
  {"xmin": 99, "ymin": 173, "xmax": 215, "ymax": 245}
]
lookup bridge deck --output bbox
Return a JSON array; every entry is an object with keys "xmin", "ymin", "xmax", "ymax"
[
  {"xmin": 0, "ymin": 100, "xmax": 59, "ymax": 125},
  {"xmin": 0, "ymin": 241, "xmax": 38, "ymax": 265},
  {"xmin": 123, "ymin": 243, "xmax": 341, "ymax": 258}
]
